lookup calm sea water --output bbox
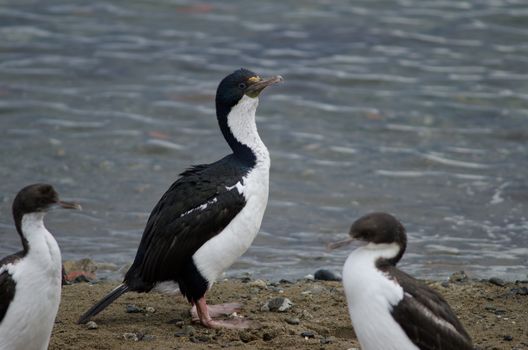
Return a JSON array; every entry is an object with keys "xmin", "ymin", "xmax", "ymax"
[{"xmin": 1, "ymin": 0, "xmax": 527, "ymax": 281}]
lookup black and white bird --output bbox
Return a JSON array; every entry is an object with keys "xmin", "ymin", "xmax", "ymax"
[
  {"xmin": 329, "ymin": 212, "xmax": 473, "ymax": 350},
  {"xmin": 78, "ymin": 68, "xmax": 282, "ymax": 328},
  {"xmin": 0, "ymin": 184, "xmax": 80, "ymax": 350}
]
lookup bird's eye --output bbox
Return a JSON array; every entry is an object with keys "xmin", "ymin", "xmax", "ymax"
[{"xmin": 238, "ymin": 83, "xmax": 246, "ymax": 89}]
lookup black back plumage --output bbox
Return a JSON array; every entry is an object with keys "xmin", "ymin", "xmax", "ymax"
[
  {"xmin": 382, "ymin": 266, "xmax": 473, "ymax": 350},
  {"xmin": 0, "ymin": 253, "xmax": 22, "ymax": 323}
]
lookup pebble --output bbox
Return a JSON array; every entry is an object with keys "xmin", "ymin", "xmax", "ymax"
[
  {"xmin": 262, "ymin": 330, "xmax": 277, "ymax": 341},
  {"xmin": 174, "ymin": 325, "xmax": 195, "ymax": 337},
  {"xmin": 321, "ymin": 336, "xmax": 336, "ymax": 344},
  {"xmin": 510, "ymin": 287, "xmax": 528, "ymax": 295},
  {"xmin": 261, "ymin": 297, "xmax": 294, "ymax": 312},
  {"xmin": 303, "ymin": 274, "xmax": 315, "ymax": 280},
  {"xmin": 503, "ymin": 335, "xmax": 513, "ymax": 341},
  {"xmin": 449, "ymin": 271, "xmax": 468, "ymax": 283},
  {"xmin": 123, "ymin": 333, "xmax": 139, "ymax": 341},
  {"xmin": 280, "ymin": 279, "xmax": 293, "ymax": 284},
  {"xmin": 285, "ymin": 317, "xmax": 300, "ymax": 325},
  {"xmin": 441, "ymin": 281, "xmax": 450, "ymax": 288},
  {"xmin": 142, "ymin": 334, "xmax": 156, "ymax": 341},
  {"xmin": 86, "ymin": 321, "xmax": 98, "ymax": 330},
  {"xmin": 314, "ymin": 269, "xmax": 341, "ymax": 281},
  {"xmin": 489, "ymin": 277, "xmax": 506, "ymax": 287},
  {"xmin": 301, "ymin": 331, "xmax": 315, "ymax": 339},
  {"xmin": 126, "ymin": 304, "xmax": 144, "ymax": 313},
  {"xmin": 145, "ymin": 306, "xmax": 156, "ymax": 313},
  {"xmin": 249, "ymin": 279, "xmax": 268, "ymax": 289}
]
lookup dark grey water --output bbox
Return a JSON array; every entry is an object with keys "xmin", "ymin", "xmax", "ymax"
[{"xmin": 1, "ymin": 0, "xmax": 527, "ymax": 281}]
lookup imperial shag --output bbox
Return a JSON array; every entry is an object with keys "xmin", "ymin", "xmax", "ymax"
[
  {"xmin": 78, "ymin": 68, "xmax": 283, "ymax": 328},
  {"xmin": 329, "ymin": 212, "xmax": 473, "ymax": 350},
  {"xmin": 0, "ymin": 184, "xmax": 80, "ymax": 350}
]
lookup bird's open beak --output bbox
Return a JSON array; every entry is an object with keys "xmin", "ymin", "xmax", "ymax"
[
  {"xmin": 58, "ymin": 201, "xmax": 82, "ymax": 210},
  {"xmin": 246, "ymin": 75, "xmax": 284, "ymax": 98}
]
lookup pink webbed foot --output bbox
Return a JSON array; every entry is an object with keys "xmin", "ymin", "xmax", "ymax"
[
  {"xmin": 191, "ymin": 298, "xmax": 253, "ymax": 329},
  {"xmin": 190, "ymin": 302, "xmax": 242, "ymax": 321}
]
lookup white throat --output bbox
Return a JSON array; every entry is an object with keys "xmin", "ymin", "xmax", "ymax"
[
  {"xmin": 227, "ymin": 95, "xmax": 270, "ymax": 165},
  {"xmin": 20, "ymin": 212, "xmax": 62, "ymax": 266},
  {"xmin": 363, "ymin": 242, "xmax": 401, "ymax": 261}
]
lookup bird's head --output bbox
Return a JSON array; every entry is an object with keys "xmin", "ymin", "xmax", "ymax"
[{"xmin": 13, "ymin": 183, "xmax": 81, "ymax": 216}]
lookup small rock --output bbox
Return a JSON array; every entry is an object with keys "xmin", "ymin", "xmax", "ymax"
[
  {"xmin": 126, "ymin": 304, "xmax": 144, "ymax": 313},
  {"xmin": 503, "ymin": 335, "xmax": 513, "ymax": 341},
  {"xmin": 510, "ymin": 287, "xmax": 528, "ymax": 295},
  {"xmin": 145, "ymin": 306, "xmax": 156, "ymax": 313},
  {"xmin": 484, "ymin": 304, "xmax": 496, "ymax": 311},
  {"xmin": 489, "ymin": 277, "xmax": 506, "ymax": 287},
  {"xmin": 303, "ymin": 274, "xmax": 315, "ymax": 280},
  {"xmin": 441, "ymin": 281, "xmax": 450, "ymax": 288},
  {"xmin": 249, "ymin": 279, "xmax": 268, "ymax": 289},
  {"xmin": 307, "ymin": 285, "xmax": 326, "ymax": 295},
  {"xmin": 86, "ymin": 321, "xmax": 98, "ymax": 330},
  {"xmin": 262, "ymin": 330, "xmax": 277, "ymax": 341},
  {"xmin": 280, "ymin": 279, "xmax": 293, "ymax": 284},
  {"xmin": 167, "ymin": 318, "xmax": 184, "ymax": 325},
  {"xmin": 314, "ymin": 269, "xmax": 341, "ymax": 281},
  {"xmin": 142, "ymin": 334, "xmax": 156, "ymax": 341},
  {"xmin": 62, "ymin": 259, "xmax": 98, "ymax": 283},
  {"xmin": 321, "ymin": 336, "xmax": 336, "ymax": 344},
  {"xmin": 261, "ymin": 297, "xmax": 294, "ymax": 312},
  {"xmin": 285, "ymin": 317, "xmax": 300, "ymax": 325},
  {"xmin": 301, "ymin": 331, "xmax": 315, "ymax": 339},
  {"xmin": 174, "ymin": 325, "xmax": 195, "ymax": 337},
  {"xmin": 123, "ymin": 333, "xmax": 139, "ymax": 341},
  {"xmin": 449, "ymin": 271, "xmax": 468, "ymax": 283}
]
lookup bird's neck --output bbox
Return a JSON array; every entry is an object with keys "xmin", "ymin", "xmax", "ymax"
[
  {"xmin": 219, "ymin": 95, "xmax": 270, "ymax": 168},
  {"xmin": 19, "ymin": 213, "xmax": 61, "ymax": 263},
  {"xmin": 352, "ymin": 242, "xmax": 404, "ymax": 268}
]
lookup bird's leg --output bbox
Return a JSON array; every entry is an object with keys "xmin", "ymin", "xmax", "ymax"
[{"xmin": 193, "ymin": 297, "xmax": 252, "ymax": 329}]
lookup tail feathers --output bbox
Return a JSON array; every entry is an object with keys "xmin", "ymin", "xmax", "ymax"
[{"xmin": 77, "ymin": 284, "xmax": 129, "ymax": 324}]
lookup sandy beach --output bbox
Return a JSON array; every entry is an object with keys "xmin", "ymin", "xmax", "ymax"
[{"xmin": 50, "ymin": 275, "xmax": 527, "ymax": 350}]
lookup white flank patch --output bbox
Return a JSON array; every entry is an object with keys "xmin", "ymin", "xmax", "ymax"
[
  {"xmin": 153, "ymin": 281, "xmax": 181, "ymax": 295},
  {"xmin": 179, "ymin": 197, "xmax": 218, "ymax": 218},
  {"xmin": 342, "ymin": 242, "xmax": 419, "ymax": 350},
  {"xmin": 192, "ymin": 94, "xmax": 270, "ymax": 286},
  {"xmin": 0, "ymin": 213, "xmax": 62, "ymax": 350}
]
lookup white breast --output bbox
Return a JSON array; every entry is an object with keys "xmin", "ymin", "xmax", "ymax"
[
  {"xmin": 192, "ymin": 163, "xmax": 269, "ymax": 285},
  {"xmin": 342, "ymin": 244, "xmax": 419, "ymax": 350},
  {"xmin": 0, "ymin": 213, "xmax": 62, "ymax": 350}
]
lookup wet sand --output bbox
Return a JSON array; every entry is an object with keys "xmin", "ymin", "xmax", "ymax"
[{"xmin": 50, "ymin": 277, "xmax": 527, "ymax": 349}]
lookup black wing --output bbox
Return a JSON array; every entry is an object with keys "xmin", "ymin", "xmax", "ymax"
[
  {"xmin": 0, "ymin": 253, "xmax": 22, "ymax": 323},
  {"xmin": 125, "ymin": 156, "xmax": 248, "ymax": 288},
  {"xmin": 386, "ymin": 267, "xmax": 473, "ymax": 350}
]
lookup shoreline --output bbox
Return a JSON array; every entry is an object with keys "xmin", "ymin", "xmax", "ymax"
[{"xmin": 51, "ymin": 274, "xmax": 527, "ymax": 349}]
